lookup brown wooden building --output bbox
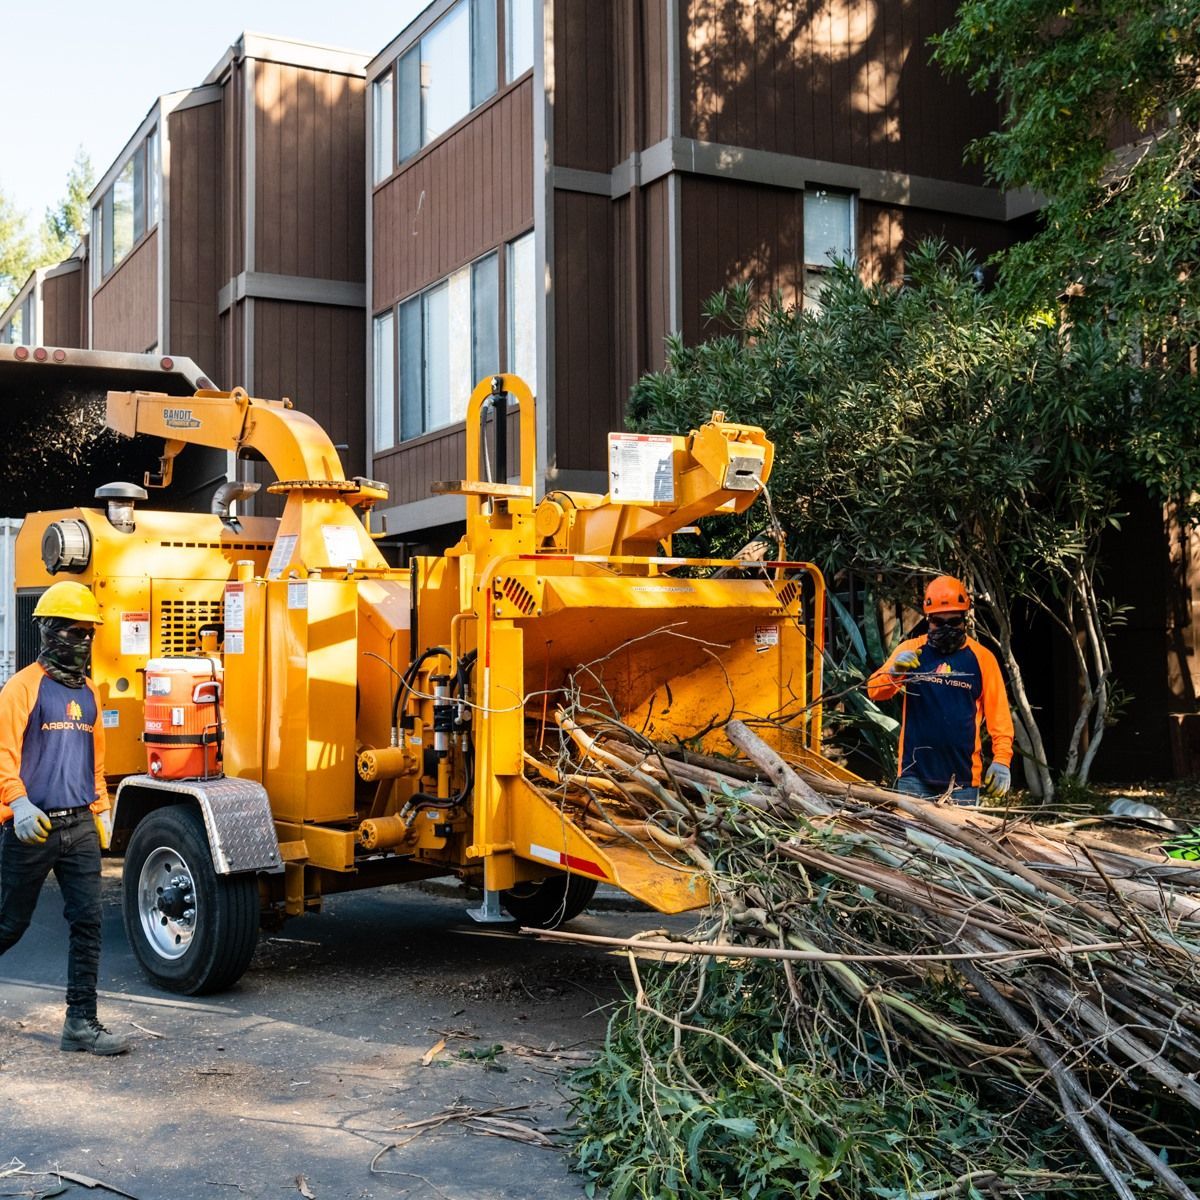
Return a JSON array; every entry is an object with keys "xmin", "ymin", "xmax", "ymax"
[
  {"xmin": 0, "ymin": 252, "xmax": 89, "ymax": 351},
  {"xmin": 83, "ymin": 34, "xmax": 370, "ymax": 480},
  {"xmin": 365, "ymin": 0, "xmax": 1026, "ymax": 543}
]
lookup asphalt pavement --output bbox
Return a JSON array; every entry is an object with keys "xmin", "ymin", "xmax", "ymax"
[{"xmin": 0, "ymin": 861, "xmax": 693, "ymax": 1200}]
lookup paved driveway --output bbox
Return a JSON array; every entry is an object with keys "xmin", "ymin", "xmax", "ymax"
[{"xmin": 1, "ymin": 861, "xmax": 687, "ymax": 1199}]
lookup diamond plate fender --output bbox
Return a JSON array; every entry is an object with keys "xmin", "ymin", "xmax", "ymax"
[{"xmin": 114, "ymin": 774, "xmax": 283, "ymax": 875}]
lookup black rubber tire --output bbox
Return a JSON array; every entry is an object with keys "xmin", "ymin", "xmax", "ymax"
[
  {"xmin": 501, "ymin": 873, "xmax": 599, "ymax": 928},
  {"xmin": 122, "ymin": 805, "xmax": 259, "ymax": 995}
]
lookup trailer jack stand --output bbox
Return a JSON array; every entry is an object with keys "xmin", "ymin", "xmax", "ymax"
[{"xmin": 466, "ymin": 889, "xmax": 513, "ymax": 924}]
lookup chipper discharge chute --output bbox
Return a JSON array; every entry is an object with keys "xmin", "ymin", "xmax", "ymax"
[{"xmin": 13, "ymin": 373, "xmax": 855, "ymax": 994}]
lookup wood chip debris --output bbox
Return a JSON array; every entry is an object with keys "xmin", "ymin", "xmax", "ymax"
[
  {"xmin": 370, "ymin": 1102, "xmax": 564, "ymax": 1169},
  {"xmin": 420, "ymin": 1038, "xmax": 447, "ymax": 1067},
  {"xmin": 0, "ymin": 1163, "xmax": 140, "ymax": 1199}
]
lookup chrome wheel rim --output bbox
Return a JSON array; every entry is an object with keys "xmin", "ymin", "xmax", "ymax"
[{"xmin": 137, "ymin": 845, "xmax": 197, "ymax": 960}]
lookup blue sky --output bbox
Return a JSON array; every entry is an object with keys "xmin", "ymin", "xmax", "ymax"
[{"xmin": 0, "ymin": 1, "xmax": 424, "ymax": 226}]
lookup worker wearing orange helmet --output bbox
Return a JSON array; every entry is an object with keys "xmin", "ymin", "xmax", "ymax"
[{"xmin": 868, "ymin": 575, "xmax": 1014, "ymax": 804}]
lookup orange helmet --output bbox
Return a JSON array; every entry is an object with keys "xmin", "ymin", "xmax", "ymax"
[{"xmin": 923, "ymin": 575, "xmax": 970, "ymax": 614}]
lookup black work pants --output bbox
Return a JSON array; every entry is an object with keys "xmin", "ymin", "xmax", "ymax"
[{"xmin": 0, "ymin": 810, "xmax": 102, "ymax": 1018}]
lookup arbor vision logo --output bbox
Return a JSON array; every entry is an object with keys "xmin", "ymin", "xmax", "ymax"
[{"xmin": 66, "ymin": 700, "xmax": 83, "ymax": 721}]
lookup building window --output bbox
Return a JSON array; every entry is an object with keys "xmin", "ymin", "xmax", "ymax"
[
  {"xmin": 373, "ymin": 311, "xmax": 395, "ymax": 452},
  {"xmin": 803, "ymin": 189, "xmax": 854, "ymax": 310},
  {"xmin": 472, "ymin": 252, "xmax": 499, "ymax": 385},
  {"xmin": 147, "ymin": 128, "xmax": 160, "ymax": 229},
  {"xmin": 112, "ymin": 158, "xmax": 135, "ymax": 266},
  {"xmin": 377, "ymin": 250, "xmax": 501, "ymax": 449},
  {"xmin": 507, "ymin": 0, "xmax": 535, "ymax": 80},
  {"xmin": 373, "ymin": 70, "xmax": 394, "ymax": 185},
  {"xmin": 1, "ymin": 292, "xmax": 34, "ymax": 346},
  {"xmin": 394, "ymin": 0, "xmax": 498, "ymax": 167},
  {"xmin": 506, "ymin": 230, "xmax": 536, "ymax": 395},
  {"xmin": 94, "ymin": 130, "xmax": 159, "ymax": 284}
]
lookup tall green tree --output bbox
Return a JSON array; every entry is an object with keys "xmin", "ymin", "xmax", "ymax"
[
  {"xmin": 631, "ymin": 246, "xmax": 1160, "ymax": 799},
  {"xmin": 0, "ymin": 148, "xmax": 93, "ymax": 308},
  {"xmin": 0, "ymin": 187, "xmax": 39, "ymax": 307},
  {"xmin": 42, "ymin": 147, "xmax": 94, "ymax": 263},
  {"xmin": 933, "ymin": 0, "xmax": 1200, "ymax": 499}
]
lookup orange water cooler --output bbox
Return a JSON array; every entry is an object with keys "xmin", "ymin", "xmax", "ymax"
[{"xmin": 143, "ymin": 657, "xmax": 224, "ymax": 780}]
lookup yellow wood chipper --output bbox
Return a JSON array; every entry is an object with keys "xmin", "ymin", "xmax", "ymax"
[{"xmin": 14, "ymin": 374, "xmax": 851, "ymax": 994}]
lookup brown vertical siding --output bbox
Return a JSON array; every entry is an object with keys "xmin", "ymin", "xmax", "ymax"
[
  {"xmin": 641, "ymin": 180, "xmax": 671, "ymax": 376},
  {"xmin": 608, "ymin": 0, "xmax": 669, "ymax": 164},
  {"xmin": 857, "ymin": 200, "xmax": 1014, "ymax": 286},
  {"xmin": 372, "ymin": 78, "xmax": 534, "ymax": 310},
  {"xmin": 42, "ymin": 267, "xmax": 85, "ymax": 348},
  {"xmin": 553, "ymin": 189, "xmax": 617, "ymax": 473},
  {"xmin": 555, "ymin": 0, "xmax": 615, "ymax": 170},
  {"xmin": 680, "ymin": 0, "xmax": 998, "ymax": 186},
  {"xmin": 608, "ymin": 181, "xmax": 673, "ymax": 445},
  {"xmin": 169, "ymin": 100, "xmax": 224, "ymax": 382},
  {"xmin": 221, "ymin": 304, "xmax": 244, "ymax": 391},
  {"xmin": 252, "ymin": 299, "xmax": 365, "ymax": 476},
  {"xmin": 611, "ymin": 194, "xmax": 635, "ymax": 403},
  {"xmin": 678, "ymin": 176, "xmax": 802, "ymax": 345},
  {"xmin": 372, "ymin": 405, "xmax": 521, "ymax": 508},
  {"xmin": 254, "ymin": 63, "xmax": 366, "ymax": 282},
  {"xmin": 374, "ymin": 427, "xmax": 465, "ymax": 506},
  {"xmin": 224, "ymin": 61, "xmax": 246, "ymax": 281},
  {"xmin": 91, "ymin": 230, "xmax": 159, "ymax": 352}
]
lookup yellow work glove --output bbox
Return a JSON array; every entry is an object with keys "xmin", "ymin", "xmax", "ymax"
[
  {"xmin": 892, "ymin": 649, "xmax": 921, "ymax": 674},
  {"xmin": 982, "ymin": 763, "xmax": 1011, "ymax": 799},
  {"xmin": 93, "ymin": 807, "xmax": 114, "ymax": 850}
]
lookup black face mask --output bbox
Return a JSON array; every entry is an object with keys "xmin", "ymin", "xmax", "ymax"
[
  {"xmin": 926, "ymin": 618, "xmax": 967, "ymax": 656},
  {"xmin": 38, "ymin": 617, "xmax": 94, "ymax": 687}
]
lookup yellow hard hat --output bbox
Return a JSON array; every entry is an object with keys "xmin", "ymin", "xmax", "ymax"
[{"xmin": 33, "ymin": 581, "xmax": 104, "ymax": 624}]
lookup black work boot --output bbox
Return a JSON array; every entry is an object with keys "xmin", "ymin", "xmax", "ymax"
[{"xmin": 60, "ymin": 1014, "xmax": 130, "ymax": 1055}]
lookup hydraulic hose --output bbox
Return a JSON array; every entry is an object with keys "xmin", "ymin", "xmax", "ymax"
[{"xmin": 390, "ymin": 646, "xmax": 451, "ymax": 743}]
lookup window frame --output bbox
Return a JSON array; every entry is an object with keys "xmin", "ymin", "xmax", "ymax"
[
  {"xmin": 802, "ymin": 188, "xmax": 856, "ymax": 311},
  {"xmin": 380, "ymin": 0, "xmax": 506, "ymax": 179},
  {"xmin": 506, "ymin": 0, "xmax": 535, "ymax": 82},
  {"xmin": 374, "ymin": 248, "xmax": 504, "ymax": 451},
  {"xmin": 93, "ymin": 127, "xmax": 160, "ymax": 286},
  {"xmin": 372, "ymin": 69, "xmax": 395, "ymax": 186},
  {"xmin": 505, "ymin": 229, "xmax": 537, "ymax": 396}
]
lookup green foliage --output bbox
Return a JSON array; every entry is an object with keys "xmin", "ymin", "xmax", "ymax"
[
  {"xmin": 42, "ymin": 147, "xmax": 94, "ymax": 263},
  {"xmin": 0, "ymin": 187, "xmax": 38, "ymax": 307},
  {"xmin": 629, "ymin": 243, "xmax": 1161, "ymax": 791},
  {"xmin": 933, "ymin": 0, "xmax": 1200, "ymax": 505},
  {"xmin": 0, "ymin": 148, "xmax": 93, "ymax": 308},
  {"xmin": 571, "ymin": 955, "xmax": 1084, "ymax": 1198},
  {"xmin": 822, "ymin": 587, "xmax": 900, "ymax": 777},
  {"xmin": 632, "ymin": 249, "xmax": 1126, "ymax": 575}
]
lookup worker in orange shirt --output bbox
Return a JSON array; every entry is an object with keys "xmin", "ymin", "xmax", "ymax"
[
  {"xmin": 0, "ymin": 581, "xmax": 128, "ymax": 1055},
  {"xmin": 868, "ymin": 575, "xmax": 1014, "ymax": 804}
]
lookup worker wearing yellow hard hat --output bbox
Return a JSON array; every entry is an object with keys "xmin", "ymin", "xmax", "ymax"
[
  {"xmin": 868, "ymin": 575, "xmax": 1014, "ymax": 804},
  {"xmin": 0, "ymin": 580, "xmax": 129, "ymax": 1055}
]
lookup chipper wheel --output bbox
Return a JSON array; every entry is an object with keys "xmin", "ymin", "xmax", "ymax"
[
  {"xmin": 501, "ymin": 873, "xmax": 599, "ymax": 927},
  {"xmin": 122, "ymin": 805, "xmax": 259, "ymax": 995}
]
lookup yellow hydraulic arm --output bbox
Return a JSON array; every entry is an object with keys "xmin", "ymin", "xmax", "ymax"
[
  {"xmin": 536, "ymin": 413, "xmax": 776, "ymax": 559},
  {"xmin": 106, "ymin": 386, "xmax": 389, "ymax": 574},
  {"xmin": 108, "ymin": 386, "xmax": 350, "ymax": 490}
]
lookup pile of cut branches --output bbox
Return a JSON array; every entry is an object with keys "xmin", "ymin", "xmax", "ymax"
[{"xmin": 533, "ymin": 711, "xmax": 1200, "ymax": 1199}]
